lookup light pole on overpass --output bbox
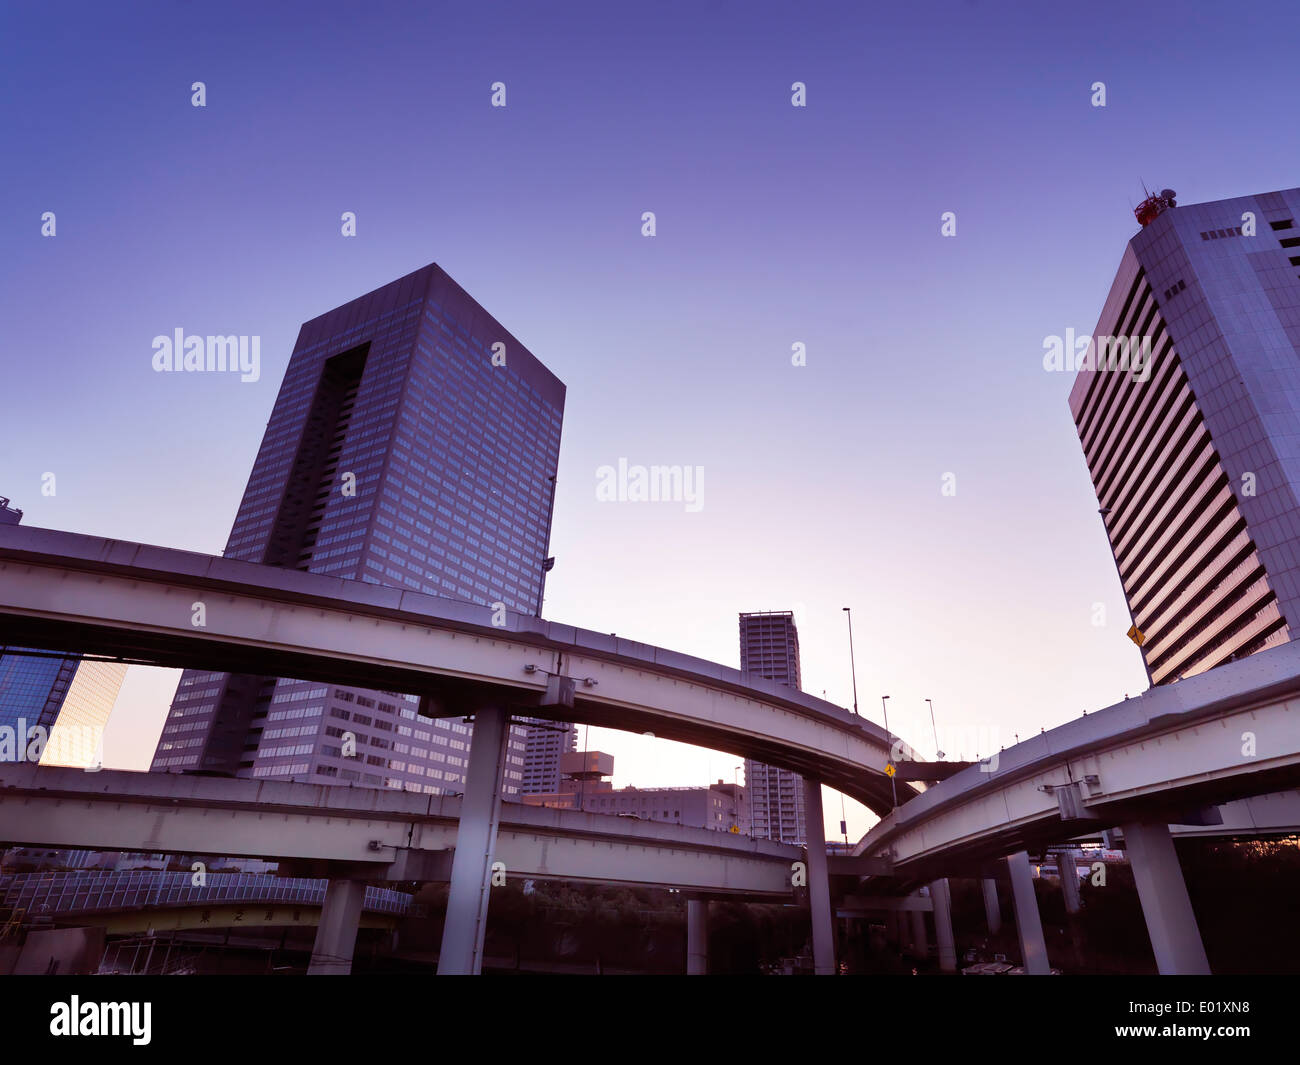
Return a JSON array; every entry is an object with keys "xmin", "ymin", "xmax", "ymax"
[
  {"xmin": 925, "ymin": 698, "xmax": 945, "ymax": 760},
  {"xmin": 535, "ymin": 474, "xmax": 558, "ymax": 618},
  {"xmin": 881, "ymin": 695, "xmax": 897, "ymax": 809},
  {"xmin": 842, "ymin": 607, "xmax": 860, "ymax": 716}
]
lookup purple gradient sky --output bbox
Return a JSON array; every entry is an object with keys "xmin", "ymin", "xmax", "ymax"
[{"xmin": 3, "ymin": 1, "xmax": 1297, "ymax": 838}]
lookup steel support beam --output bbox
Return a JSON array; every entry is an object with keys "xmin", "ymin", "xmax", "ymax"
[
  {"xmin": 1120, "ymin": 820, "xmax": 1210, "ymax": 975},
  {"xmin": 437, "ymin": 706, "xmax": 509, "ymax": 975}
]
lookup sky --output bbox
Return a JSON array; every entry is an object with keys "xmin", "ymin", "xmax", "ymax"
[{"xmin": 3, "ymin": 1, "xmax": 1298, "ymax": 840}]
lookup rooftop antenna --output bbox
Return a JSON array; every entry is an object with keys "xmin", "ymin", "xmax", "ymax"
[{"xmin": 1135, "ymin": 184, "xmax": 1177, "ymax": 227}]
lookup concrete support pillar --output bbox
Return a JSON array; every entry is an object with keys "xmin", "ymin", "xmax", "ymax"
[
  {"xmin": 1120, "ymin": 820, "xmax": 1210, "ymax": 975},
  {"xmin": 929, "ymin": 878, "xmax": 957, "ymax": 972},
  {"xmin": 686, "ymin": 898, "xmax": 708, "ymax": 975},
  {"xmin": 909, "ymin": 895, "xmax": 929, "ymax": 960},
  {"xmin": 1007, "ymin": 851, "xmax": 1049, "ymax": 974},
  {"xmin": 437, "ymin": 705, "xmax": 510, "ymax": 975},
  {"xmin": 1058, "ymin": 850, "xmax": 1082, "ymax": 914},
  {"xmin": 801, "ymin": 776, "xmax": 835, "ymax": 975},
  {"xmin": 982, "ymin": 877, "xmax": 1002, "ymax": 933},
  {"xmin": 307, "ymin": 878, "xmax": 366, "ymax": 975}
]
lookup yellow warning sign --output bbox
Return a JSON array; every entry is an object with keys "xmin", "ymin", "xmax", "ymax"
[
  {"xmin": 884, "ymin": 764, "xmax": 896, "ymax": 778},
  {"xmin": 1127, "ymin": 624, "xmax": 1146, "ymax": 647}
]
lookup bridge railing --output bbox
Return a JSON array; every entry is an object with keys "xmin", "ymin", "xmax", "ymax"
[{"xmin": 0, "ymin": 869, "xmax": 412, "ymax": 917}]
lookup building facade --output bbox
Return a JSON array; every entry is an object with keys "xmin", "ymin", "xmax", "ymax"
[
  {"xmin": 517, "ymin": 719, "xmax": 577, "ymax": 795},
  {"xmin": 41, "ymin": 659, "xmax": 128, "ymax": 767},
  {"xmin": 577, "ymin": 781, "xmax": 746, "ymax": 833},
  {"xmin": 739, "ymin": 611, "xmax": 807, "ymax": 844},
  {"xmin": 0, "ymin": 648, "xmax": 78, "ymax": 738},
  {"xmin": 521, "ymin": 751, "xmax": 748, "ymax": 833},
  {"xmin": 1070, "ymin": 188, "xmax": 1300, "ymax": 686},
  {"xmin": 151, "ymin": 264, "xmax": 566, "ymax": 795}
]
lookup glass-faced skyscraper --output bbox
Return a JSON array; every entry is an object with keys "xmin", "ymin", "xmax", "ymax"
[
  {"xmin": 0, "ymin": 498, "xmax": 69, "ymax": 736},
  {"xmin": 0, "ymin": 649, "xmax": 77, "ymax": 736},
  {"xmin": 152, "ymin": 264, "xmax": 566, "ymax": 794},
  {"xmin": 0, "ymin": 496, "xmax": 126, "ymax": 762},
  {"xmin": 739, "ymin": 610, "xmax": 807, "ymax": 844},
  {"xmin": 1070, "ymin": 188, "xmax": 1300, "ymax": 686}
]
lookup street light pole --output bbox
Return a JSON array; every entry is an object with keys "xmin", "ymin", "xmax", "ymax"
[
  {"xmin": 842, "ymin": 607, "xmax": 860, "ymax": 716},
  {"xmin": 926, "ymin": 698, "xmax": 945, "ymax": 760},
  {"xmin": 535, "ymin": 474, "xmax": 558, "ymax": 618},
  {"xmin": 881, "ymin": 694, "xmax": 897, "ymax": 809},
  {"xmin": 734, "ymin": 764, "xmax": 743, "ymax": 835}
]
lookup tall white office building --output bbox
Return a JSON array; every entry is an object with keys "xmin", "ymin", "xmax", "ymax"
[
  {"xmin": 739, "ymin": 611, "xmax": 807, "ymax": 844},
  {"xmin": 1070, "ymin": 187, "xmax": 1300, "ymax": 685}
]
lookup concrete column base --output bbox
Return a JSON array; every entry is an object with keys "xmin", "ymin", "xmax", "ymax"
[
  {"xmin": 687, "ymin": 898, "xmax": 708, "ymax": 975},
  {"xmin": 801, "ymin": 777, "xmax": 835, "ymax": 975},
  {"xmin": 307, "ymin": 878, "xmax": 367, "ymax": 975},
  {"xmin": 910, "ymin": 894, "xmax": 929, "ymax": 960},
  {"xmin": 1007, "ymin": 851, "xmax": 1049, "ymax": 974},
  {"xmin": 437, "ymin": 705, "xmax": 510, "ymax": 975},
  {"xmin": 930, "ymin": 878, "xmax": 957, "ymax": 972},
  {"xmin": 1058, "ymin": 849, "xmax": 1082, "ymax": 914},
  {"xmin": 982, "ymin": 877, "xmax": 1002, "ymax": 933},
  {"xmin": 1121, "ymin": 820, "xmax": 1210, "ymax": 974}
]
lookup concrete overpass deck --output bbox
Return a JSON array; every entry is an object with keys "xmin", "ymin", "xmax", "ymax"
[
  {"xmin": 853, "ymin": 638, "xmax": 1300, "ymax": 884},
  {"xmin": 0, "ymin": 525, "xmax": 915, "ymax": 813},
  {"xmin": 0, "ymin": 764, "xmax": 802, "ymax": 898}
]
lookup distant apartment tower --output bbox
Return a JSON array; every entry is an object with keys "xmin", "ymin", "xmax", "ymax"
[
  {"xmin": 518, "ymin": 720, "xmax": 577, "ymax": 795},
  {"xmin": 0, "ymin": 496, "xmax": 126, "ymax": 762},
  {"xmin": 739, "ymin": 611, "xmax": 807, "ymax": 844},
  {"xmin": 151, "ymin": 264, "xmax": 566, "ymax": 794},
  {"xmin": 1070, "ymin": 188, "xmax": 1300, "ymax": 686}
]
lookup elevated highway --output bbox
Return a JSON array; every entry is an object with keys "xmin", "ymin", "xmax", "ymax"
[
  {"xmin": 855, "ymin": 639, "xmax": 1300, "ymax": 881},
  {"xmin": 6, "ymin": 524, "xmax": 1299, "ymax": 975},
  {"xmin": 852, "ymin": 642, "xmax": 1300, "ymax": 975},
  {"xmin": 0, "ymin": 525, "xmax": 914, "ymax": 813},
  {"xmin": 0, "ymin": 764, "xmax": 802, "ymax": 897}
]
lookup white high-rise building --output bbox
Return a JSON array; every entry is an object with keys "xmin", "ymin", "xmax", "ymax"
[
  {"xmin": 739, "ymin": 611, "xmax": 807, "ymax": 844},
  {"xmin": 517, "ymin": 720, "xmax": 577, "ymax": 795},
  {"xmin": 1070, "ymin": 187, "xmax": 1300, "ymax": 685}
]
